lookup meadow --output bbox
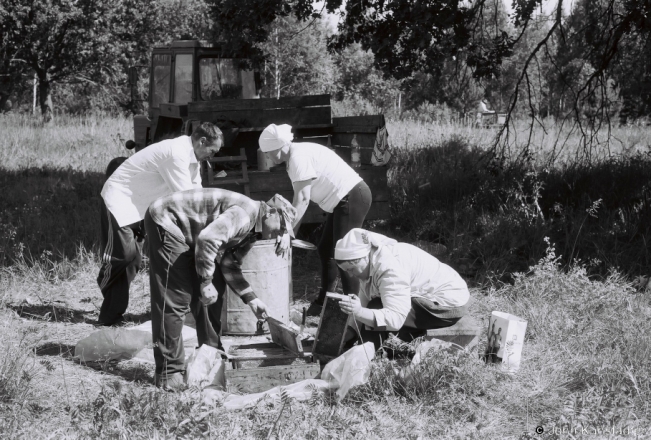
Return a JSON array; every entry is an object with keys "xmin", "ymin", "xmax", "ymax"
[{"xmin": 1, "ymin": 112, "xmax": 650, "ymax": 439}]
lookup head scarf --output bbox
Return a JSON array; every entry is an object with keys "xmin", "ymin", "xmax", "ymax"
[
  {"xmin": 334, "ymin": 228, "xmax": 397, "ymax": 260},
  {"xmin": 259, "ymin": 124, "xmax": 294, "ymax": 152},
  {"xmin": 261, "ymin": 194, "xmax": 297, "ymax": 237}
]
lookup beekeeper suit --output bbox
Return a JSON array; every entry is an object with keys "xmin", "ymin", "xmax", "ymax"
[{"xmin": 335, "ymin": 228, "xmax": 471, "ymax": 349}]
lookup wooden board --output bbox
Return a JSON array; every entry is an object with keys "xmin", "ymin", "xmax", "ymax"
[
  {"xmin": 312, "ymin": 294, "xmax": 351, "ymax": 362},
  {"xmin": 333, "ymin": 115, "xmax": 385, "ymax": 127},
  {"xmin": 225, "ymin": 364, "xmax": 321, "ymax": 394},
  {"xmin": 228, "ymin": 342, "xmax": 312, "ymax": 369},
  {"xmin": 189, "ymin": 94, "xmax": 331, "ymax": 112},
  {"xmin": 267, "ymin": 317, "xmax": 303, "ymax": 355},
  {"xmin": 189, "ymin": 107, "xmax": 332, "ymax": 129}
]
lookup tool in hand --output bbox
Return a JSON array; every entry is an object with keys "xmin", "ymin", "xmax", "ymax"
[{"xmin": 255, "ymin": 312, "xmax": 269, "ymax": 335}]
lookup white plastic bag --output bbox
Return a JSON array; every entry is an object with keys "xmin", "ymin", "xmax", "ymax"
[
  {"xmin": 74, "ymin": 320, "xmax": 198, "ymax": 364},
  {"xmin": 321, "ymin": 342, "xmax": 375, "ymax": 401},
  {"xmin": 485, "ymin": 311, "xmax": 528, "ymax": 372},
  {"xmin": 74, "ymin": 328, "xmax": 152, "ymax": 362},
  {"xmin": 185, "ymin": 345, "xmax": 226, "ymax": 389}
]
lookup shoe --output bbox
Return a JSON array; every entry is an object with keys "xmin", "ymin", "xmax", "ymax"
[
  {"xmin": 96, "ymin": 316, "xmax": 126, "ymax": 327},
  {"xmin": 305, "ymin": 300, "xmax": 324, "ymax": 317},
  {"xmin": 154, "ymin": 372, "xmax": 186, "ymax": 392}
]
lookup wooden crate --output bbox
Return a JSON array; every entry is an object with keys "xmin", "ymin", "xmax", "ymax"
[{"xmin": 225, "ymin": 340, "xmax": 318, "ymax": 394}]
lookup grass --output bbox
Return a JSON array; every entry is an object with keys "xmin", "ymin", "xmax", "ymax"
[{"xmin": 1, "ymin": 112, "xmax": 651, "ymax": 438}]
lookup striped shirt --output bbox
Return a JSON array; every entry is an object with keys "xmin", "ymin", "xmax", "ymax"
[{"xmin": 148, "ymin": 189, "xmax": 261, "ymax": 290}]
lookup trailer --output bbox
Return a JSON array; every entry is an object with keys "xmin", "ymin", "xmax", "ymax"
[{"xmin": 125, "ymin": 39, "xmax": 390, "ymax": 223}]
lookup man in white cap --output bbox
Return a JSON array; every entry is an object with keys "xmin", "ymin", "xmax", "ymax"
[
  {"xmin": 97, "ymin": 122, "xmax": 223, "ymax": 326},
  {"xmin": 334, "ymin": 228, "xmax": 471, "ymax": 349},
  {"xmin": 145, "ymin": 188, "xmax": 296, "ymax": 391},
  {"xmin": 258, "ymin": 124, "xmax": 372, "ymax": 315}
]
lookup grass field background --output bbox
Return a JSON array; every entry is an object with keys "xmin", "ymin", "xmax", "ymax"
[{"xmin": 1, "ymin": 113, "xmax": 650, "ymax": 439}]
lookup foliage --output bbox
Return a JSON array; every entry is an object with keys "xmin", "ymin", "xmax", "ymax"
[
  {"xmin": 258, "ymin": 16, "xmax": 336, "ymax": 99},
  {"xmin": 387, "ymin": 133, "xmax": 651, "ymax": 281},
  {"xmin": 0, "ymin": 0, "xmax": 213, "ymax": 118}
]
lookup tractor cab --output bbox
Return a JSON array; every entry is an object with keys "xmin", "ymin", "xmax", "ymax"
[{"xmin": 130, "ymin": 39, "xmax": 260, "ymax": 151}]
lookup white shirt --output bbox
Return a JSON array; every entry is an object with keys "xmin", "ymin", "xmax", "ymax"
[
  {"xmin": 101, "ymin": 136, "xmax": 202, "ymax": 227},
  {"xmin": 286, "ymin": 142, "xmax": 362, "ymax": 213},
  {"xmin": 359, "ymin": 243, "xmax": 470, "ymax": 331}
]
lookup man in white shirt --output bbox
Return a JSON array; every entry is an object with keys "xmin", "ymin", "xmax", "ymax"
[{"xmin": 96, "ymin": 122, "xmax": 223, "ymax": 326}]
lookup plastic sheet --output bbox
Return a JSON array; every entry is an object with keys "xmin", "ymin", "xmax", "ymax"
[
  {"xmin": 206, "ymin": 342, "xmax": 376, "ymax": 410},
  {"xmin": 74, "ymin": 328, "xmax": 152, "ymax": 362},
  {"xmin": 74, "ymin": 321, "xmax": 198, "ymax": 363},
  {"xmin": 215, "ymin": 379, "xmax": 334, "ymax": 410}
]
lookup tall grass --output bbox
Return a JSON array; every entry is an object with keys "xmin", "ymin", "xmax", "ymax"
[
  {"xmin": 0, "ymin": 113, "xmax": 133, "ymax": 172},
  {"xmin": 387, "ymin": 130, "xmax": 651, "ymax": 281}
]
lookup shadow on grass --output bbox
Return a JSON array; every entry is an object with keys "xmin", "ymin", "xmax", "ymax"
[
  {"xmin": 0, "ymin": 167, "xmax": 107, "ymax": 266},
  {"xmin": 9, "ymin": 303, "xmax": 151, "ymax": 325},
  {"xmin": 33, "ymin": 338, "xmax": 154, "ymax": 384},
  {"xmin": 34, "ymin": 341, "xmax": 76, "ymax": 358}
]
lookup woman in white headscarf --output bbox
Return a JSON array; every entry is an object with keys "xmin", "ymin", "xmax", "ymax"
[
  {"xmin": 259, "ymin": 124, "xmax": 372, "ymax": 315},
  {"xmin": 334, "ymin": 228, "xmax": 471, "ymax": 349}
]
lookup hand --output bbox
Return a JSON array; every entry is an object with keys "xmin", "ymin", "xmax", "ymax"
[
  {"xmin": 248, "ymin": 298, "xmax": 268, "ymax": 319},
  {"xmin": 339, "ymin": 294, "xmax": 363, "ymax": 317},
  {"xmin": 200, "ymin": 283, "xmax": 218, "ymax": 306},
  {"xmin": 275, "ymin": 232, "xmax": 291, "ymax": 257}
]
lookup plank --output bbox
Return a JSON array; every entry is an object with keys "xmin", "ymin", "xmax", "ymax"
[
  {"xmin": 312, "ymin": 293, "xmax": 351, "ymax": 362},
  {"xmin": 332, "ymin": 125, "xmax": 379, "ymax": 133},
  {"xmin": 190, "ymin": 107, "xmax": 332, "ymax": 129},
  {"xmin": 189, "ymin": 94, "xmax": 331, "ymax": 112},
  {"xmin": 267, "ymin": 317, "xmax": 304, "ymax": 355},
  {"xmin": 333, "ymin": 115, "xmax": 385, "ymax": 127},
  {"xmin": 225, "ymin": 364, "xmax": 321, "ymax": 394}
]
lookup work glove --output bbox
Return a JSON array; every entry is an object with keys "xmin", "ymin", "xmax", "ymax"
[
  {"xmin": 199, "ymin": 283, "xmax": 219, "ymax": 306},
  {"xmin": 339, "ymin": 294, "xmax": 363, "ymax": 317},
  {"xmin": 248, "ymin": 298, "xmax": 268, "ymax": 320},
  {"xmin": 275, "ymin": 232, "xmax": 291, "ymax": 257}
]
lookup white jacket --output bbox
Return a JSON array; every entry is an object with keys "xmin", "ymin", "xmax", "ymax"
[{"xmin": 359, "ymin": 243, "xmax": 470, "ymax": 331}]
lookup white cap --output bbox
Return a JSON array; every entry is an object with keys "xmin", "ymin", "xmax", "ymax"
[
  {"xmin": 334, "ymin": 228, "xmax": 397, "ymax": 260},
  {"xmin": 259, "ymin": 124, "xmax": 293, "ymax": 152}
]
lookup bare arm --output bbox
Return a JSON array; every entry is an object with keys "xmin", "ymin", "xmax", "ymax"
[{"xmin": 291, "ymin": 180, "xmax": 312, "ymax": 230}]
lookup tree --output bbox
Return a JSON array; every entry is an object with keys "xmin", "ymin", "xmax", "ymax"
[
  {"xmin": 0, "ymin": 0, "xmax": 212, "ymax": 121},
  {"xmin": 258, "ymin": 16, "xmax": 336, "ymax": 98},
  {"xmin": 332, "ymin": 44, "xmax": 401, "ymax": 115}
]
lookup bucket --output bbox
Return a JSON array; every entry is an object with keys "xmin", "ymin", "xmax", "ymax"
[{"xmin": 221, "ymin": 239, "xmax": 292, "ymax": 335}]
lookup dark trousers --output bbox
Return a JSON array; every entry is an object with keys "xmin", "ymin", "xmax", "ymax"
[
  {"xmin": 96, "ymin": 199, "xmax": 143, "ymax": 324},
  {"xmin": 317, "ymin": 181, "xmax": 372, "ymax": 300},
  {"xmin": 352, "ymin": 297, "xmax": 462, "ymax": 351},
  {"xmin": 145, "ymin": 211, "xmax": 227, "ymax": 376}
]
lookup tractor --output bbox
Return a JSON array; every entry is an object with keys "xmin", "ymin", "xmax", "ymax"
[{"xmin": 125, "ymin": 39, "xmax": 390, "ymax": 224}]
